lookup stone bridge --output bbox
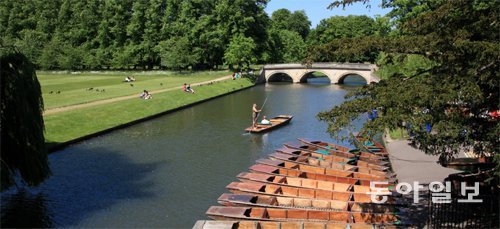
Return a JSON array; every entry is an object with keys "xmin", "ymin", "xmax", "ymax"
[{"xmin": 257, "ymin": 63, "xmax": 380, "ymax": 84}]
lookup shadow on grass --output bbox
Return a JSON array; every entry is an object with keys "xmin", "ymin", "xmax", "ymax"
[{"xmin": 1, "ymin": 147, "xmax": 160, "ymax": 227}]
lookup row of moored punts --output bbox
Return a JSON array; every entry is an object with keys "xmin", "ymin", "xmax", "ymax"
[{"xmin": 195, "ymin": 136, "xmax": 408, "ymax": 229}]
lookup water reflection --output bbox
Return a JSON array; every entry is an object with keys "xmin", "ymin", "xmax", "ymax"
[{"xmin": 1, "ymin": 190, "xmax": 53, "ymax": 228}]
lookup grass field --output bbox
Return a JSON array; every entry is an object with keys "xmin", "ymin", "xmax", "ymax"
[
  {"xmin": 39, "ymin": 71, "xmax": 230, "ymax": 109},
  {"xmin": 39, "ymin": 71, "xmax": 254, "ymax": 146}
]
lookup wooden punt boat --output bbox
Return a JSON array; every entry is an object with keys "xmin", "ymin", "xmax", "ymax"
[
  {"xmin": 218, "ymin": 193, "xmax": 400, "ymax": 214},
  {"xmin": 284, "ymin": 142, "xmax": 356, "ymax": 159},
  {"xmin": 236, "ymin": 172, "xmax": 392, "ymax": 194},
  {"xmin": 297, "ymin": 138, "xmax": 352, "ymax": 152},
  {"xmin": 354, "ymin": 135, "xmax": 389, "ymax": 156},
  {"xmin": 284, "ymin": 142, "xmax": 389, "ymax": 166},
  {"xmin": 206, "ymin": 206, "xmax": 400, "ymax": 224},
  {"xmin": 269, "ymin": 152, "xmax": 357, "ymax": 171},
  {"xmin": 218, "ymin": 193, "xmax": 349, "ymax": 211},
  {"xmin": 268, "ymin": 152, "xmax": 392, "ymax": 178},
  {"xmin": 256, "ymin": 158, "xmax": 391, "ymax": 182},
  {"xmin": 298, "ymin": 138, "xmax": 387, "ymax": 162},
  {"xmin": 275, "ymin": 147, "xmax": 389, "ymax": 172},
  {"xmin": 194, "ymin": 220, "xmax": 399, "ymax": 229},
  {"xmin": 249, "ymin": 163, "xmax": 394, "ymax": 187},
  {"xmin": 245, "ymin": 115, "xmax": 293, "ymax": 133},
  {"xmin": 226, "ymin": 181, "xmax": 395, "ymax": 204}
]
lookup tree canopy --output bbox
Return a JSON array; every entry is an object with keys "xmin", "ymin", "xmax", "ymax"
[
  {"xmin": 0, "ymin": 0, "xmax": 270, "ymax": 70},
  {"xmin": 312, "ymin": 0, "xmax": 499, "ymax": 164}
]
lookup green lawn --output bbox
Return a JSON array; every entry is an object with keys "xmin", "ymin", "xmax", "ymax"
[
  {"xmin": 388, "ymin": 128, "xmax": 410, "ymax": 140},
  {"xmin": 44, "ymin": 78, "xmax": 253, "ymax": 144},
  {"xmin": 39, "ymin": 70, "xmax": 230, "ymax": 109}
]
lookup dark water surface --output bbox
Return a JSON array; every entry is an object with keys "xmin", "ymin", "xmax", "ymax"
[{"xmin": 1, "ymin": 82, "xmax": 366, "ymax": 228}]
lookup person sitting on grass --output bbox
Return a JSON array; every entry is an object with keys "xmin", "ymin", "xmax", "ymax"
[
  {"xmin": 140, "ymin": 90, "xmax": 152, "ymax": 100},
  {"xmin": 186, "ymin": 84, "xmax": 195, "ymax": 93},
  {"xmin": 260, "ymin": 116, "xmax": 271, "ymax": 125},
  {"xmin": 125, "ymin": 76, "xmax": 136, "ymax": 82},
  {"xmin": 182, "ymin": 83, "xmax": 188, "ymax": 92}
]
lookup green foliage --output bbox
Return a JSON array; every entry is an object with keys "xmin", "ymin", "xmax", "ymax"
[
  {"xmin": 156, "ymin": 37, "xmax": 199, "ymax": 70},
  {"xmin": 0, "ymin": 0, "xmax": 270, "ymax": 70},
  {"xmin": 224, "ymin": 34, "xmax": 257, "ymax": 70},
  {"xmin": 305, "ymin": 15, "xmax": 386, "ymax": 63},
  {"xmin": 0, "ymin": 47, "xmax": 51, "ymax": 189},
  {"xmin": 269, "ymin": 30, "xmax": 307, "ymax": 63},
  {"xmin": 271, "ymin": 9, "xmax": 310, "ymax": 38},
  {"xmin": 265, "ymin": 8, "xmax": 310, "ymax": 63},
  {"xmin": 309, "ymin": 15, "xmax": 376, "ymax": 44},
  {"xmin": 375, "ymin": 52, "xmax": 436, "ymax": 80},
  {"xmin": 317, "ymin": 0, "xmax": 499, "ymax": 164}
]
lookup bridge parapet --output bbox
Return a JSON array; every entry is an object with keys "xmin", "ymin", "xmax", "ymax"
[{"xmin": 263, "ymin": 63, "xmax": 375, "ymax": 71}]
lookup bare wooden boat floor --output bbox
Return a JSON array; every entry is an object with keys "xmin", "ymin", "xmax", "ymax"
[
  {"xmin": 206, "ymin": 206, "xmax": 400, "ymax": 224},
  {"xmin": 298, "ymin": 138, "xmax": 388, "ymax": 162},
  {"xmin": 275, "ymin": 147, "xmax": 389, "ymax": 172},
  {"xmin": 226, "ymin": 181, "xmax": 396, "ymax": 204},
  {"xmin": 284, "ymin": 142, "xmax": 390, "ymax": 167},
  {"xmin": 268, "ymin": 152, "xmax": 393, "ymax": 178},
  {"xmin": 249, "ymin": 163, "xmax": 395, "ymax": 188},
  {"xmin": 236, "ymin": 172, "xmax": 392, "ymax": 195},
  {"xmin": 193, "ymin": 220, "xmax": 399, "ymax": 229},
  {"xmin": 218, "ymin": 193, "xmax": 400, "ymax": 214},
  {"xmin": 255, "ymin": 159, "xmax": 394, "ymax": 183}
]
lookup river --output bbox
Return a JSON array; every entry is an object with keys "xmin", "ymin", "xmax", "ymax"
[{"xmin": 1, "ymin": 77, "xmax": 367, "ymax": 228}]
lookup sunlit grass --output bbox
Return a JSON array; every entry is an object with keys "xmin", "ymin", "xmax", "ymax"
[
  {"xmin": 388, "ymin": 128, "xmax": 409, "ymax": 140},
  {"xmin": 38, "ymin": 70, "xmax": 230, "ymax": 109},
  {"xmin": 44, "ymin": 78, "xmax": 253, "ymax": 144}
]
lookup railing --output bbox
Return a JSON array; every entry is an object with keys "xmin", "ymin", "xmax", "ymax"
[{"xmin": 428, "ymin": 193, "xmax": 499, "ymax": 228}]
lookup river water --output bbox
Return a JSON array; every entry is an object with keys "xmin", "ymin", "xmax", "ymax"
[{"xmin": 1, "ymin": 79, "xmax": 367, "ymax": 228}]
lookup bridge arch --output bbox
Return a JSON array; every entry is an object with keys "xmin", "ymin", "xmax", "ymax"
[
  {"xmin": 299, "ymin": 70, "xmax": 333, "ymax": 83},
  {"xmin": 337, "ymin": 72, "xmax": 369, "ymax": 84},
  {"xmin": 267, "ymin": 72, "xmax": 294, "ymax": 83}
]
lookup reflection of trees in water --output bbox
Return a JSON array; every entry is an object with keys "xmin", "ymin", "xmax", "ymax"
[{"xmin": 1, "ymin": 190, "xmax": 52, "ymax": 228}]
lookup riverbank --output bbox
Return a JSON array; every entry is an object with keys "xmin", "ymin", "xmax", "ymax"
[{"xmin": 45, "ymin": 78, "xmax": 254, "ymax": 151}]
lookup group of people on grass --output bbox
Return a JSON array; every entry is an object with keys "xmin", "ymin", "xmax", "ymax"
[
  {"xmin": 139, "ymin": 82, "xmax": 195, "ymax": 101},
  {"xmin": 232, "ymin": 72, "xmax": 242, "ymax": 80},
  {"xmin": 182, "ymin": 83, "xmax": 195, "ymax": 93}
]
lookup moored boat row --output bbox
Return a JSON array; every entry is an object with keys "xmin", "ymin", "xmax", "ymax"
[{"xmin": 200, "ymin": 137, "xmax": 406, "ymax": 228}]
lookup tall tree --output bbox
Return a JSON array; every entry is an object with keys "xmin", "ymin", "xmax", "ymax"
[
  {"xmin": 271, "ymin": 9, "xmax": 310, "ymax": 39},
  {"xmin": 223, "ymin": 34, "xmax": 257, "ymax": 70},
  {"xmin": 1, "ymin": 47, "xmax": 51, "ymax": 189},
  {"xmin": 309, "ymin": 15, "xmax": 375, "ymax": 44},
  {"xmin": 155, "ymin": 36, "xmax": 198, "ymax": 70},
  {"xmin": 312, "ymin": 0, "xmax": 499, "ymax": 164}
]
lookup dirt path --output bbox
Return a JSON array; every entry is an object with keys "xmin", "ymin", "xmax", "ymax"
[{"xmin": 44, "ymin": 75, "xmax": 232, "ymax": 115}]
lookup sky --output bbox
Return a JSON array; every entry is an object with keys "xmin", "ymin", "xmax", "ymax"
[{"xmin": 265, "ymin": 0, "xmax": 391, "ymax": 28}]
